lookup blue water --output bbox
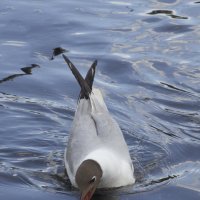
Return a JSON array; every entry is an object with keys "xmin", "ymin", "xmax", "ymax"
[{"xmin": 0, "ymin": 0, "xmax": 200, "ymax": 199}]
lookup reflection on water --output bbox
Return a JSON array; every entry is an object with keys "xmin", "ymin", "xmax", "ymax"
[
  {"xmin": 160, "ymin": 82, "xmax": 188, "ymax": 93},
  {"xmin": 0, "ymin": 0, "xmax": 200, "ymax": 200},
  {"xmin": 0, "ymin": 73, "xmax": 26, "ymax": 84},
  {"xmin": 148, "ymin": 10, "xmax": 188, "ymax": 19},
  {"xmin": 153, "ymin": 23, "xmax": 193, "ymax": 33},
  {"xmin": 21, "ymin": 64, "xmax": 40, "ymax": 74},
  {"xmin": 51, "ymin": 47, "xmax": 68, "ymax": 60},
  {"xmin": 0, "ymin": 64, "xmax": 40, "ymax": 84}
]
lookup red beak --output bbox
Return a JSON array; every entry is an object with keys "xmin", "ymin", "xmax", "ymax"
[{"xmin": 81, "ymin": 187, "xmax": 96, "ymax": 200}]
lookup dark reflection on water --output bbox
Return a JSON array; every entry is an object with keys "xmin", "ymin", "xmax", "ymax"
[
  {"xmin": 0, "ymin": 73, "xmax": 26, "ymax": 84},
  {"xmin": 158, "ymin": 0, "xmax": 177, "ymax": 3},
  {"xmin": 154, "ymin": 24, "xmax": 193, "ymax": 33},
  {"xmin": 0, "ymin": 64, "xmax": 40, "ymax": 84},
  {"xmin": 51, "ymin": 47, "xmax": 68, "ymax": 60},
  {"xmin": 148, "ymin": 10, "xmax": 188, "ymax": 19},
  {"xmin": 21, "ymin": 64, "xmax": 40, "ymax": 74},
  {"xmin": 0, "ymin": 0, "xmax": 200, "ymax": 200}
]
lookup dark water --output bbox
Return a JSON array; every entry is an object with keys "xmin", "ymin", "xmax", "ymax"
[{"xmin": 0, "ymin": 0, "xmax": 200, "ymax": 199}]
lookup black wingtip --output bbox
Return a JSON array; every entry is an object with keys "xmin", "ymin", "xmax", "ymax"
[
  {"xmin": 62, "ymin": 54, "xmax": 73, "ymax": 70},
  {"xmin": 78, "ymin": 59, "xmax": 97, "ymax": 99},
  {"xmin": 93, "ymin": 60, "xmax": 98, "ymax": 66},
  {"xmin": 62, "ymin": 54, "xmax": 68, "ymax": 63},
  {"xmin": 63, "ymin": 54, "xmax": 95, "ymax": 100},
  {"xmin": 85, "ymin": 60, "xmax": 97, "ymax": 88}
]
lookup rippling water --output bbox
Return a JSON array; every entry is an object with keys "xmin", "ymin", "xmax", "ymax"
[{"xmin": 0, "ymin": 0, "xmax": 200, "ymax": 199}]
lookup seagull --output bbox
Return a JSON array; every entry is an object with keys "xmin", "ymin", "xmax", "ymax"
[{"xmin": 63, "ymin": 54, "xmax": 135, "ymax": 200}]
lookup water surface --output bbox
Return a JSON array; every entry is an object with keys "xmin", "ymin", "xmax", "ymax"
[{"xmin": 0, "ymin": 0, "xmax": 200, "ymax": 199}]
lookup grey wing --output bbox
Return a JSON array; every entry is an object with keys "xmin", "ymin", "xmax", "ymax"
[
  {"xmin": 91, "ymin": 111, "xmax": 131, "ymax": 160},
  {"xmin": 66, "ymin": 114, "xmax": 100, "ymax": 174}
]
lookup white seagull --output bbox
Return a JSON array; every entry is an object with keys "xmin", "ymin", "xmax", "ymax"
[{"xmin": 63, "ymin": 55, "xmax": 135, "ymax": 200}]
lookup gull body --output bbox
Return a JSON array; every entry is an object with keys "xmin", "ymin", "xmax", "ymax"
[{"xmin": 63, "ymin": 55, "xmax": 135, "ymax": 200}]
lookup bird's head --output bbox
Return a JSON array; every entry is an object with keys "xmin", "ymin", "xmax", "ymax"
[{"xmin": 75, "ymin": 159, "xmax": 102, "ymax": 200}]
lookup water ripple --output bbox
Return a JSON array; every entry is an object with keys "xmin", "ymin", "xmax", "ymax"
[{"xmin": 0, "ymin": 0, "xmax": 200, "ymax": 199}]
